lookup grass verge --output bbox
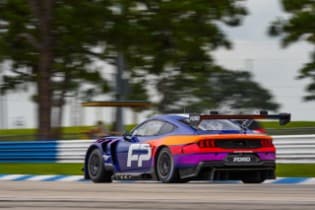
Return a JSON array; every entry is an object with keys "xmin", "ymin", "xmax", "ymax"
[
  {"xmin": 0, "ymin": 163, "xmax": 83, "ymax": 175},
  {"xmin": 0, "ymin": 124, "xmax": 136, "ymax": 141},
  {"xmin": 261, "ymin": 121, "xmax": 315, "ymax": 129},
  {"xmin": 1, "ymin": 163, "xmax": 315, "ymax": 177},
  {"xmin": 276, "ymin": 164, "xmax": 315, "ymax": 177}
]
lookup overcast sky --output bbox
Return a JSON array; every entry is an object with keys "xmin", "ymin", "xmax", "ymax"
[
  {"xmin": 1, "ymin": 0, "xmax": 314, "ymax": 129},
  {"xmin": 214, "ymin": 0, "xmax": 314, "ymax": 121}
]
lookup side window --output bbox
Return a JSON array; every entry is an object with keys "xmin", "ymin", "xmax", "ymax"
[
  {"xmin": 132, "ymin": 123, "xmax": 146, "ymax": 136},
  {"xmin": 158, "ymin": 122, "xmax": 176, "ymax": 135},
  {"xmin": 132, "ymin": 120, "xmax": 164, "ymax": 136}
]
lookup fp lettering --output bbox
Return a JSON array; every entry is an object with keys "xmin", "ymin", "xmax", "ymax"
[{"xmin": 127, "ymin": 144, "xmax": 151, "ymax": 167}]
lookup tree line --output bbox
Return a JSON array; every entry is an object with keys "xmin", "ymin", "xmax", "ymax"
[{"xmin": 0, "ymin": 0, "xmax": 313, "ymax": 139}]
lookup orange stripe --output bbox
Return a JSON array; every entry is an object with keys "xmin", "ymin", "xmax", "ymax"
[{"xmin": 147, "ymin": 134, "xmax": 271, "ymax": 146}]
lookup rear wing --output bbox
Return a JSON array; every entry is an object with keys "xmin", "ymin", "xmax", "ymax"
[{"xmin": 189, "ymin": 111, "xmax": 291, "ymax": 126}]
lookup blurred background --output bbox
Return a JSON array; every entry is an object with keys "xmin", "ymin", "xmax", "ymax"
[{"xmin": 0, "ymin": 0, "xmax": 315, "ymax": 140}]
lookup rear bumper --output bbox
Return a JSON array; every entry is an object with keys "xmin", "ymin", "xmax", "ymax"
[{"xmin": 178, "ymin": 160, "xmax": 276, "ymax": 180}]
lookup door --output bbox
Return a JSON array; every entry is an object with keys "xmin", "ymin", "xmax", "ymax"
[{"xmin": 116, "ymin": 120, "xmax": 165, "ymax": 173}]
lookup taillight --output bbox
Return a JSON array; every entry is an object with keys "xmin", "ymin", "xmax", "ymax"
[
  {"xmin": 261, "ymin": 139, "xmax": 273, "ymax": 147},
  {"xmin": 198, "ymin": 139, "xmax": 215, "ymax": 148}
]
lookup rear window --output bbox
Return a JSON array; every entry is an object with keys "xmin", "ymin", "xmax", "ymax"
[{"xmin": 198, "ymin": 120, "xmax": 241, "ymax": 131}]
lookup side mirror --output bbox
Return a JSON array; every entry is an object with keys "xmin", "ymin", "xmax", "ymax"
[
  {"xmin": 123, "ymin": 131, "xmax": 131, "ymax": 140},
  {"xmin": 123, "ymin": 132, "xmax": 138, "ymax": 142}
]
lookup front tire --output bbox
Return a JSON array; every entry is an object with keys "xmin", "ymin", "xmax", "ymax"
[
  {"xmin": 87, "ymin": 149, "xmax": 112, "ymax": 183},
  {"xmin": 156, "ymin": 147, "xmax": 181, "ymax": 183}
]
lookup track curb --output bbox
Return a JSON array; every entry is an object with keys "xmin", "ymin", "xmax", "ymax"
[{"xmin": 1, "ymin": 174, "xmax": 315, "ymax": 184}]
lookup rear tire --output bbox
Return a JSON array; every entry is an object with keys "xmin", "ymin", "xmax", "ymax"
[
  {"xmin": 156, "ymin": 147, "xmax": 184, "ymax": 183},
  {"xmin": 87, "ymin": 149, "xmax": 112, "ymax": 183},
  {"xmin": 241, "ymin": 173, "xmax": 265, "ymax": 184}
]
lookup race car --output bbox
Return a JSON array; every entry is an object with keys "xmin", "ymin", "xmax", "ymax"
[{"xmin": 83, "ymin": 112, "xmax": 290, "ymax": 183}]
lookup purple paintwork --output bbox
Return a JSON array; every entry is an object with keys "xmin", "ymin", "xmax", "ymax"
[
  {"xmin": 175, "ymin": 153, "xmax": 229, "ymax": 165},
  {"xmin": 175, "ymin": 152, "xmax": 275, "ymax": 166},
  {"xmin": 257, "ymin": 152, "xmax": 276, "ymax": 160}
]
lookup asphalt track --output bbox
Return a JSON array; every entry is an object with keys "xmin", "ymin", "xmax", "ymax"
[{"xmin": 1, "ymin": 181, "xmax": 315, "ymax": 210}]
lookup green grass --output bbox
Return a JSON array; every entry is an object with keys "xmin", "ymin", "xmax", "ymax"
[
  {"xmin": 0, "ymin": 126, "xmax": 94, "ymax": 140},
  {"xmin": 261, "ymin": 121, "xmax": 315, "ymax": 135},
  {"xmin": 0, "ymin": 128, "xmax": 36, "ymax": 135},
  {"xmin": 261, "ymin": 121, "xmax": 315, "ymax": 129},
  {"xmin": 0, "ymin": 163, "xmax": 83, "ymax": 175},
  {"xmin": 0, "ymin": 124, "xmax": 137, "ymax": 141},
  {"xmin": 0, "ymin": 163, "xmax": 315, "ymax": 177},
  {"xmin": 276, "ymin": 164, "xmax": 315, "ymax": 177}
]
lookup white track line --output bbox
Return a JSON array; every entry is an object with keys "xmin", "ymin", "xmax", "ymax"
[
  {"xmin": 56, "ymin": 175, "xmax": 84, "ymax": 182},
  {"xmin": 0, "ymin": 174, "xmax": 26, "ymax": 181},
  {"xmin": 27, "ymin": 175, "xmax": 58, "ymax": 181}
]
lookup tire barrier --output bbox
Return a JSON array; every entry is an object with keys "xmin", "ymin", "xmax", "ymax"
[
  {"xmin": 0, "ymin": 141, "xmax": 59, "ymax": 163},
  {"xmin": 274, "ymin": 135, "xmax": 315, "ymax": 163}
]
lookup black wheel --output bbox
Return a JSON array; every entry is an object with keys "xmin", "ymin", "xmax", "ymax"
[
  {"xmin": 241, "ymin": 173, "xmax": 265, "ymax": 184},
  {"xmin": 87, "ymin": 149, "xmax": 112, "ymax": 183},
  {"xmin": 156, "ymin": 147, "xmax": 181, "ymax": 183}
]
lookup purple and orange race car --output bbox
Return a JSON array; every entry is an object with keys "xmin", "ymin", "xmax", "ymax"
[{"xmin": 84, "ymin": 112, "xmax": 290, "ymax": 183}]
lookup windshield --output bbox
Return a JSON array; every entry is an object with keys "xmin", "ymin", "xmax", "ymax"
[{"xmin": 197, "ymin": 119, "xmax": 241, "ymax": 131}]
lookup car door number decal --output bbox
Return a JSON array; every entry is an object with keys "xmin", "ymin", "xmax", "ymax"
[{"xmin": 127, "ymin": 144, "xmax": 151, "ymax": 167}]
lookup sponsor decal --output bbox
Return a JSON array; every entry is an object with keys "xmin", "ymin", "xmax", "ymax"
[
  {"xmin": 127, "ymin": 144, "xmax": 151, "ymax": 167},
  {"xmin": 233, "ymin": 156, "xmax": 251, "ymax": 162}
]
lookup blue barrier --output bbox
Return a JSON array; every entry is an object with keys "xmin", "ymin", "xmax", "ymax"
[
  {"xmin": 1, "ymin": 135, "xmax": 315, "ymax": 163},
  {"xmin": 0, "ymin": 141, "xmax": 58, "ymax": 163}
]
